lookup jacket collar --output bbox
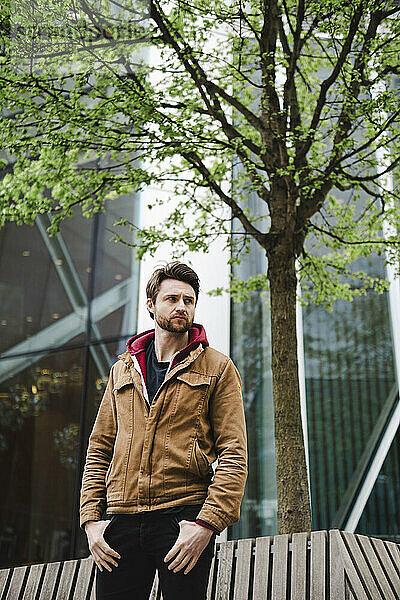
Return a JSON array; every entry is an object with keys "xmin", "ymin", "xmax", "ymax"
[
  {"xmin": 117, "ymin": 323, "xmax": 209, "ymax": 387},
  {"xmin": 125, "ymin": 323, "xmax": 208, "ymax": 356}
]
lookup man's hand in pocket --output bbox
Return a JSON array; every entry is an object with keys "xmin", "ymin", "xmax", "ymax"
[{"xmin": 85, "ymin": 520, "xmax": 121, "ymax": 572}]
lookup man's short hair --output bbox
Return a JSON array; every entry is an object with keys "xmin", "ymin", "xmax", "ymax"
[{"xmin": 146, "ymin": 262, "xmax": 200, "ymax": 319}]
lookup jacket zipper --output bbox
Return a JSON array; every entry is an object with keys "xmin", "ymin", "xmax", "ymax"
[
  {"xmin": 150, "ymin": 371, "xmax": 176, "ymax": 406},
  {"xmin": 128, "ymin": 366, "xmax": 150, "ymax": 413}
]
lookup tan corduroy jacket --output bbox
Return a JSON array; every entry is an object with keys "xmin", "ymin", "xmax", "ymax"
[{"xmin": 79, "ymin": 328, "xmax": 248, "ymax": 533}]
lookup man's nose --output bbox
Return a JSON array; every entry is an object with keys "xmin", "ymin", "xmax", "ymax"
[{"xmin": 176, "ymin": 298, "xmax": 186, "ymax": 311}]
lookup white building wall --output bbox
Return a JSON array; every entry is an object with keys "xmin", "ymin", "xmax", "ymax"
[{"xmin": 136, "ymin": 188, "xmax": 231, "ymax": 356}]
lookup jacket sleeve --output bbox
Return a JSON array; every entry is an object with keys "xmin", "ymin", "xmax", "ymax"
[
  {"xmin": 196, "ymin": 358, "xmax": 248, "ymax": 533},
  {"xmin": 79, "ymin": 365, "xmax": 117, "ymax": 529}
]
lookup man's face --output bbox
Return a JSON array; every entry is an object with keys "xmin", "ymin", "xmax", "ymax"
[{"xmin": 147, "ymin": 278, "xmax": 196, "ymax": 334}]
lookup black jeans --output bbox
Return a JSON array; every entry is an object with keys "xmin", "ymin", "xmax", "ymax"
[{"xmin": 96, "ymin": 504, "xmax": 216, "ymax": 600}]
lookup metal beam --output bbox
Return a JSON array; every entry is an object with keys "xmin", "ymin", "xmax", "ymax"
[
  {"xmin": 36, "ymin": 215, "xmax": 112, "ymax": 376},
  {"xmin": 0, "ymin": 278, "xmax": 133, "ymax": 382},
  {"xmin": 344, "ymin": 395, "xmax": 400, "ymax": 532},
  {"xmin": 331, "ymin": 382, "xmax": 398, "ymax": 529}
]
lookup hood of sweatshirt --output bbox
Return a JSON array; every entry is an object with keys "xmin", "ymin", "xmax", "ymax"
[{"xmin": 126, "ymin": 323, "xmax": 209, "ymax": 386}]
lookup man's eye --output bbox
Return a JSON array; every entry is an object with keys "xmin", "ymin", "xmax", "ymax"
[{"xmin": 184, "ymin": 299, "xmax": 193, "ymax": 304}]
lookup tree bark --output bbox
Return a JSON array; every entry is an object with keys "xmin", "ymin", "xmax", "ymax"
[{"xmin": 267, "ymin": 237, "xmax": 312, "ymax": 534}]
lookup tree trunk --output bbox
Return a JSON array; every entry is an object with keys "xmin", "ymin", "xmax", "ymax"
[{"xmin": 267, "ymin": 241, "xmax": 312, "ymax": 534}]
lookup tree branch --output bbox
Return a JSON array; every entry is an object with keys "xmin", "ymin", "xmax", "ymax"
[
  {"xmin": 181, "ymin": 149, "xmax": 267, "ymax": 246},
  {"xmin": 310, "ymin": 222, "xmax": 400, "ymax": 246},
  {"xmin": 151, "ymin": 0, "xmax": 266, "ymax": 148},
  {"xmin": 280, "ymin": 1, "xmax": 305, "ymax": 159},
  {"xmin": 259, "ymin": 0, "xmax": 288, "ymax": 171},
  {"xmin": 296, "ymin": 8, "xmax": 389, "ymax": 228},
  {"xmin": 342, "ymin": 155, "xmax": 400, "ymax": 182},
  {"xmin": 297, "ymin": 3, "xmax": 364, "ymax": 162}
]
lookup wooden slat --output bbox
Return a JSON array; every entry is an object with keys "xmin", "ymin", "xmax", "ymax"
[
  {"xmin": 206, "ymin": 554, "xmax": 217, "ymax": 600},
  {"xmin": 291, "ymin": 532, "xmax": 307, "ymax": 600},
  {"xmin": 214, "ymin": 541, "xmax": 235, "ymax": 600},
  {"xmin": 385, "ymin": 541, "xmax": 400, "ymax": 574},
  {"xmin": 330, "ymin": 531, "xmax": 369, "ymax": 600},
  {"xmin": 329, "ymin": 530, "xmax": 346, "ymax": 600},
  {"xmin": 341, "ymin": 532, "xmax": 382, "ymax": 599},
  {"xmin": 252, "ymin": 536, "xmax": 271, "ymax": 600},
  {"xmin": 23, "ymin": 563, "xmax": 46, "ymax": 600},
  {"xmin": 73, "ymin": 558, "xmax": 95, "ymax": 600},
  {"xmin": 310, "ymin": 531, "xmax": 326, "ymax": 600},
  {"xmin": 89, "ymin": 576, "xmax": 96, "ymax": 600},
  {"xmin": 4, "ymin": 565, "xmax": 28, "ymax": 600},
  {"xmin": 357, "ymin": 534, "xmax": 396, "ymax": 600},
  {"xmin": 371, "ymin": 538, "xmax": 400, "ymax": 597},
  {"xmin": 37, "ymin": 562, "xmax": 62, "ymax": 600},
  {"xmin": 233, "ymin": 538, "xmax": 253, "ymax": 600},
  {"xmin": 345, "ymin": 578, "xmax": 357, "ymax": 600},
  {"xmin": 0, "ymin": 568, "xmax": 11, "ymax": 597},
  {"xmin": 5, "ymin": 529, "xmax": 400, "ymax": 600},
  {"xmin": 271, "ymin": 534, "xmax": 289, "ymax": 600},
  {"xmin": 55, "ymin": 559, "xmax": 79, "ymax": 599}
]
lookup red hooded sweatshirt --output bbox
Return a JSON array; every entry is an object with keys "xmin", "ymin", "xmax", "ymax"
[{"xmin": 126, "ymin": 323, "xmax": 209, "ymax": 388}]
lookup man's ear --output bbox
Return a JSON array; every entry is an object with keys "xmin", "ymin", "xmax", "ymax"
[{"xmin": 146, "ymin": 297, "xmax": 154, "ymax": 315}]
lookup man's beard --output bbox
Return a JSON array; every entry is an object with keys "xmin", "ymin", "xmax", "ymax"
[{"xmin": 154, "ymin": 312, "xmax": 193, "ymax": 334}]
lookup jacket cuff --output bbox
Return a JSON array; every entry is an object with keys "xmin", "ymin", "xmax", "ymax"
[
  {"xmin": 80, "ymin": 509, "xmax": 103, "ymax": 530},
  {"xmin": 195, "ymin": 519, "xmax": 220, "ymax": 533},
  {"xmin": 196, "ymin": 504, "xmax": 230, "ymax": 533}
]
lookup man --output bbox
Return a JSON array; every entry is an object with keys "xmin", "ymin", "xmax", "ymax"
[{"xmin": 80, "ymin": 261, "xmax": 248, "ymax": 600}]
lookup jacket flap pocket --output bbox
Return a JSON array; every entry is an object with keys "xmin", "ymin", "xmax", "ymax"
[
  {"xmin": 176, "ymin": 372, "xmax": 211, "ymax": 387},
  {"xmin": 113, "ymin": 376, "xmax": 133, "ymax": 392}
]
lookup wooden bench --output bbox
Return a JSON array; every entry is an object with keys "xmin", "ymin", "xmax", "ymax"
[{"xmin": 1, "ymin": 530, "xmax": 400, "ymax": 599}]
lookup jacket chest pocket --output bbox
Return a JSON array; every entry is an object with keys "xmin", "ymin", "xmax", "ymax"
[
  {"xmin": 170, "ymin": 372, "xmax": 213, "ymax": 437},
  {"xmin": 112, "ymin": 381, "xmax": 134, "ymax": 426},
  {"xmin": 175, "ymin": 372, "xmax": 212, "ymax": 409}
]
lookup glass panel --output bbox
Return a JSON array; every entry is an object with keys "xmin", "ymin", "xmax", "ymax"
[
  {"xmin": 93, "ymin": 195, "xmax": 140, "ymax": 296},
  {"xmin": 0, "ymin": 348, "xmax": 84, "ymax": 568},
  {"xmin": 0, "ymin": 223, "xmax": 73, "ymax": 354},
  {"xmin": 303, "ymin": 257, "xmax": 396, "ymax": 530},
  {"xmin": 90, "ymin": 195, "xmax": 140, "ymax": 343},
  {"xmin": 356, "ymin": 425, "xmax": 400, "ymax": 541},
  {"xmin": 230, "ymin": 286, "xmax": 277, "ymax": 539},
  {"xmin": 99, "ymin": 335, "xmax": 130, "ymax": 365},
  {"xmin": 63, "ymin": 332, "xmax": 87, "ymax": 348},
  {"xmin": 86, "ymin": 333, "xmax": 128, "ymax": 382},
  {"xmin": 59, "ymin": 212, "xmax": 93, "ymax": 297},
  {"xmin": 0, "ymin": 198, "xmax": 141, "ymax": 567},
  {"xmin": 230, "ymin": 212, "xmax": 277, "ymax": 538},
  {"xmin": 92, "ymin": 305, "xmax": 128, "ymax": 339}
]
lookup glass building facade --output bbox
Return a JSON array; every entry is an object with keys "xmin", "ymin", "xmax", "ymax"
[
  {"xmin": 0, "ymin": 196, "xmax": 140, "ymax": 568},
  {"xmin": 229, "ymin": 227, "xmax": 400, "ymax": 543},
  {"xmin": 304, "ymin": 256, "xmax": 400, "ymax": 539},
  {"xmin": 1, "ymin": 192, "xmax": 400, "ymax": 568}
]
